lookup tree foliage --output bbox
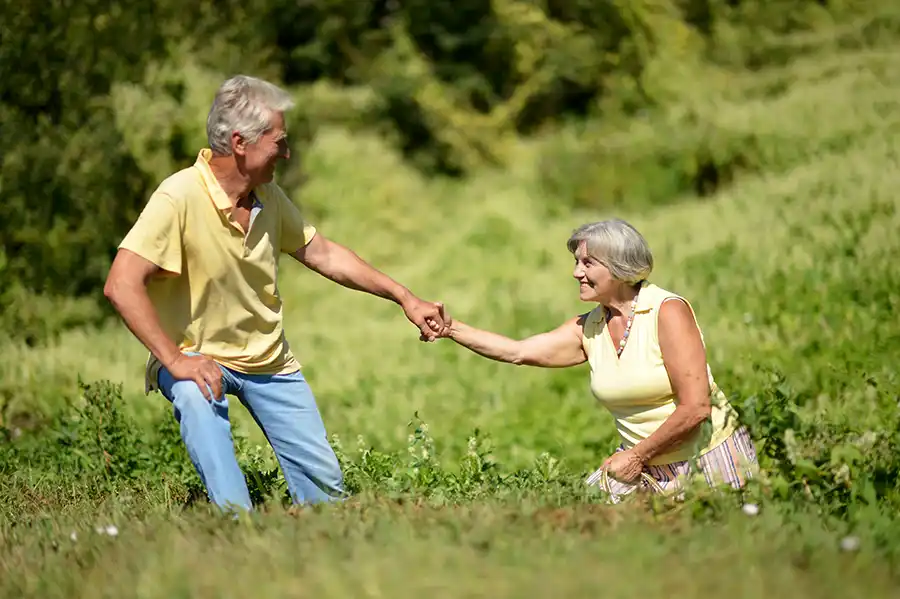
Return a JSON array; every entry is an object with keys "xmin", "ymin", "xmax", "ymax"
[{"xmin": 0, "ymin": 0, "xmax": 894, "ymax": 341}]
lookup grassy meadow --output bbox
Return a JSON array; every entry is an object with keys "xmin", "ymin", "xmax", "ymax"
[{"xmin": 3, "ymin": 29, "xmax": 900, "ymax": 598}]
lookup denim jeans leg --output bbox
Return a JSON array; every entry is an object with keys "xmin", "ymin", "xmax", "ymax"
[
  {"xmin": 236, "ymin": 369, "xmax": 345, "ymax": 505},
  {"xmin": 157, "ymin": 364, "xmax": 252, "ymax": 512}
]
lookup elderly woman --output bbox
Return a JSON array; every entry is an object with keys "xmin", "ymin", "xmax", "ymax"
[{"xmin": 435, "ymin": 219, "xmax": 757, "ymax": 502}]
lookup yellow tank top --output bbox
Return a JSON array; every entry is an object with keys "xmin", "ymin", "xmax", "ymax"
[{"xmin": 582, "ymin": 282, "xmax": 738, "ymax": 465}]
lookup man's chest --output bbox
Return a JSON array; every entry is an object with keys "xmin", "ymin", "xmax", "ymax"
[
  {"xmin": 183, "ymin": 204, "xmax": 282, "ymax": 284},
  {"xmin": 231, "ymin": 205, "xmax": 253, "ymax": 233}
]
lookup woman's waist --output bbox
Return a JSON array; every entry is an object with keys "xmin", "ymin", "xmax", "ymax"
[
  {"xmin": 601, "ymin": 387, "xmax": 734, "ymax": 432},
  {"xmin": 593, "ymin": 379, "xmax": 727, "ymax": 410}
]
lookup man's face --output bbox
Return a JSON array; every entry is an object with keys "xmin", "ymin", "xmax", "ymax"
[{"xmin": 236, "ymin": 110, "xmax": 290, "ymax": 186}]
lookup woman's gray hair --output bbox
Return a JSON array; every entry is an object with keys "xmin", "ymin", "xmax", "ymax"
[
  {"xmin": 206, "ymin": 75, "xmax": 296, "ymax": 155},
  {"xmin": 566, "ymin": 219, "xmax": 654, "ymax": 284}
]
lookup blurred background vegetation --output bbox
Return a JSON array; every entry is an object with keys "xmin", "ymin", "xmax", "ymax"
[{"xmin": 3, "ymin": 0, "xmax": 896, "ymax": 343}]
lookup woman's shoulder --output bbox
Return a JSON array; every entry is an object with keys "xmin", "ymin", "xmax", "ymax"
[
  {"xmin": 640, "ymin": 282, "xmax": 705, "ymax": 340},
  {"xmin": 637, "ymin": 282, "xmax": 691, "ymax": 311}
]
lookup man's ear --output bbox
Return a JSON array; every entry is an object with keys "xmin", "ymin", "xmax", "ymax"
[{"xmin": 231, "ymin": 131, "xmax": 246, "ymax": 156}]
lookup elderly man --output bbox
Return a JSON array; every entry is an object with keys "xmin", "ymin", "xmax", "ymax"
[{"xmin": 103, "ymin": 75, "xmax": 446, "ymax": 512}]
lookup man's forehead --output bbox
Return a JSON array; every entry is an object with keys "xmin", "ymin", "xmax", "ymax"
[{"xmin": 268, "ymin": 111, "xmax": 287, "ymax": 133}]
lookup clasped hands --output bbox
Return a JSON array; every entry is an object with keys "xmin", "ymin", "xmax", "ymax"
[{"xmin": 401, "ymin": 296, "xmax": 453, "ymax": 342}]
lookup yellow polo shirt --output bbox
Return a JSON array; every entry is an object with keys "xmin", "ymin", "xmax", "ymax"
[{"xmin": 118, "ymin": 149, "xmax": 317, "ymax": 393}]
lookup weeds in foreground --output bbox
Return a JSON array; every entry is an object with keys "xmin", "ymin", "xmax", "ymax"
[{"xmin": 3, "ymin": 378, "xmax": 899, "ymax": 531}]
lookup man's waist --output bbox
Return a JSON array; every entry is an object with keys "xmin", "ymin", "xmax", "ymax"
[{"xmin": 142, "ymin": 341, "xmax": 300, "ymax": 393}]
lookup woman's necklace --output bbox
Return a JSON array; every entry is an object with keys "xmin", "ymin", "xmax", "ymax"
[{"xmin": 607, "ymin": 290, "xmax": 639, "ymax": 358}]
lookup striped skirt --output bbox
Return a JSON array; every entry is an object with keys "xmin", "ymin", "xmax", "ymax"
[{"xmin": 584, "ymin": 425, "xmax": 758, "ymax": 504}]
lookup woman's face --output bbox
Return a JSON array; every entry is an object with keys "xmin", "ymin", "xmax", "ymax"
[{"xmin": 572, "ymin": 241, "xmax": 617, "ymax": 303}]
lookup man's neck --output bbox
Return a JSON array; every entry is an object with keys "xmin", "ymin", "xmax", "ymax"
[{"xmin": 208, "ymin": 154, "xmax": 253, "ymax": 207}]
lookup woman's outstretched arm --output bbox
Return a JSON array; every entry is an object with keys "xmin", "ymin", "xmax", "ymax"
[{"xmin": 446, "ymin": 313, "xmax": 588, "ymax": 368}]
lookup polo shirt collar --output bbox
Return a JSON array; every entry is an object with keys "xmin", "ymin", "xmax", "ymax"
[
  {"xmin": 634, "ymin": 280, "xmax": 654, "ymax": 314},
  {"xmin": 194, "ymin": 149, "xmax": 237, "ymax": 211}
]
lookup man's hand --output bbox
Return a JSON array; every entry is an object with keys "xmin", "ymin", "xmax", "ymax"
[
  {"xmin": 167, "ymin": 354, "xmax": 224, "ymax": 401},
  {"xmin": 402, "ymin": 297, "xmax": 449, "ymax": 342}
]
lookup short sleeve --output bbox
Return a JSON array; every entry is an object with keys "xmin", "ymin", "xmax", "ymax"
[
  {"xmin": 118, "ymin": 192, "xmax": 184, "ymax": 274},
  {"xmin": 275, "ymin": 186, "xmax": 317, "ymax": 253}
]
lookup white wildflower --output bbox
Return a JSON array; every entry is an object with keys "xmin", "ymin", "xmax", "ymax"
[
  {"xmin": 741, "ymin": 503, "xmax": 760, "ymax": 516},
  {"xmin": 95, "ymin": 524, "xmax": 119, "ymax": 537},
  {"xmin": 840, "ymin": 536, "xmax": 860, "ymax": 552}
]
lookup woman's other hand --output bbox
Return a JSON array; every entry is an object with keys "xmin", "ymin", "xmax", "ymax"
[{"xmin": 603, "ymin": 449, "xmax": 647, "ymax": 483}]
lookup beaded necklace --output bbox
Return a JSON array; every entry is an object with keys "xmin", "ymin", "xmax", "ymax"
[{"xmin": 606, "ymin": 290, "xmax": 640, "ymax": 358}]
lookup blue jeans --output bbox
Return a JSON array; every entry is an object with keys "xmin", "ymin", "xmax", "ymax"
[{"xmin": 157, "ymin": 358, "xmax": 345, "ymax": 512}]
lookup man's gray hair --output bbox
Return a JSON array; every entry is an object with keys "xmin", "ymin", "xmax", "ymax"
[
  {"xmin": 206, "ymin": 75, "xmax": 295, "ymax": 155},
  {"xmin": 566, "ymin": 219, "xmax": 654, "ymax": 284}
]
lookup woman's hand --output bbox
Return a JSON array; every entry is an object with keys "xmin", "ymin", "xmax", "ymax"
[
  {"xmin": 420, "ymin": 303, "xmax": 453, "ymax": 341},
  {"xmin": 603, "ymin": 449, "xmax": 647, "ymax": 484}
]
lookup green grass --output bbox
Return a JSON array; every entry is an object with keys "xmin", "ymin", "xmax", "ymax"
[
  {"xmin": 5, "ymin": 500, "xmax": 899, "ymax": 598},
  {"xmin": 3, "ymin": 39, "xmax": 900, "ymax": 597}
]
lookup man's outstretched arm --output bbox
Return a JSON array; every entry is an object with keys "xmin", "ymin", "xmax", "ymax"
[{"xmin": 291, "ymin": 233, "xmax": 445, "ymax": 339}]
